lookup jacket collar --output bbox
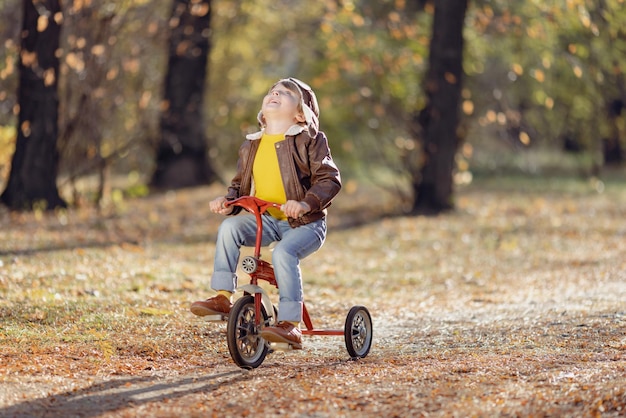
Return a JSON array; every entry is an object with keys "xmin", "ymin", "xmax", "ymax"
[{"xmin": 245, "ymin": 125, "xmax": 305, "ymax": 140}]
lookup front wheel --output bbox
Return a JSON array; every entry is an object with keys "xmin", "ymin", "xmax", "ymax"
[
  {"xmin": 227, "ymin": 295, "xmax": 269, "ymax": 369},
  {"xmin": 344, "ymin": 306, "xmax": 373, "ymax": 359}
]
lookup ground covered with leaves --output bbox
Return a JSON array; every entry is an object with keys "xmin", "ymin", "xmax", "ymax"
[{"xmin": 1, "ymin": 177, "xmax": 625, "ymax": 417}]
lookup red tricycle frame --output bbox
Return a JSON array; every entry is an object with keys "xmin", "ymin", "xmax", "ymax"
[{"xmin": 221, "ymin": 196, "xmax": 373, "ymax": 369}]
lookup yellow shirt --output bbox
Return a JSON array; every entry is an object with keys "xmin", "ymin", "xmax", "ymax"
[{"xmin": 253, "ymin": 133, "xmax": 287, "ymax": 220}]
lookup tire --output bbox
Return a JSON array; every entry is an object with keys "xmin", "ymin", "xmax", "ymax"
[
  {"xmin": 344, "ymin": 306, "xmax": 373, "ymax": 359},
  {"xmin": 227, "ymin": 295, "xmax": 270, "ymax": 369}
]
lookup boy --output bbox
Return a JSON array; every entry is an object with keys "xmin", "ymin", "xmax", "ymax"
[{"xmin": 191, "ymin": 78, "xmax": 341, "ymax": 349}]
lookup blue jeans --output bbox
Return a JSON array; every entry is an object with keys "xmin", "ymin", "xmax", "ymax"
[{"xmin": 211, "ymin": 214, "xmax": 327, "ymax": 322}]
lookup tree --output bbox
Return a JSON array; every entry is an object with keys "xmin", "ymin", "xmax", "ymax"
[
  {"xmin": 151, "ymin": 0, "xmax": 218, "ymax": 189},
  {"xmin": 1, "ymin": 0, "xmax": 66, "ymax": 210},
  {"xmin": 410, "ymin": 0, "xmax": 468, "ymax": 214}
]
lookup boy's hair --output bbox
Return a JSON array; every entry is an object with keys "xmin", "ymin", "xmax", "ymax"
[{"xmin": 257, "ymin": 77, "xmax": 320, "ymax": 137}]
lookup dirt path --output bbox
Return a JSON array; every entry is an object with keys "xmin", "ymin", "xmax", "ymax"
[{"xmin": 2, "ymin": 300, "xmax": 624, "ymax": 417}]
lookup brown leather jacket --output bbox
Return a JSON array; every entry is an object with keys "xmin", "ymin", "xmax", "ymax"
[{"xmin": 225, "ymin": 125, "xmax": 342, "ymax": 228}]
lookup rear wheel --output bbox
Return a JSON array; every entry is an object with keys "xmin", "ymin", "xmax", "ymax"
[
  {"xmin": 344, "ymin": 306, "xmax": 373, "ymax": 359},
  {"xmin": 227, "ymin": 295, "xmax": 269, "ymax": 369}
]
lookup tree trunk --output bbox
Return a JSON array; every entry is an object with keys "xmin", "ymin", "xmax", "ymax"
[
  {"xmin": 1, "ymin": 0, "xmax": 66, "ymax": 210},
  {"xmin": 151, "ymin": 0, "xmax": 218, "ymax": 190},
  {"xmin": 410, "ymin": 0, "xmax": 467, "ymax": 215},
  {"xmin": 603, "ymin": 99, "xmax": 624, "ymax": 165}
]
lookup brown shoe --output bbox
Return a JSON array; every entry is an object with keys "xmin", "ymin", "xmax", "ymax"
[
  {"xmin": 190, "ymin": 294, "xmax": 232, "ymax": 317},
  {"xmin": 260, "ymin": 322, "xmax": 302, "ymax": 349}
]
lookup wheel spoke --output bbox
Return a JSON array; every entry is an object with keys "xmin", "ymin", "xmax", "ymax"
[{"xmin": 351, "ymin": 313, "xmax": 366, "ymax": 349}]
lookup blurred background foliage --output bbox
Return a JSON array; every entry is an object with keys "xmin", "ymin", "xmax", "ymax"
[{"xmin": 0, "ymin": 0, "xmax": 625, "ymax": 204}]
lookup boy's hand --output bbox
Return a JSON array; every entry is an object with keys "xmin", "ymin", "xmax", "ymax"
[
  {"xmin": 210, "ymin": 196, "xmax": 233, "ymax": 215},
  {"xmin": 281, "ymin": 200, "xmax": 311, "ymax": 218}
]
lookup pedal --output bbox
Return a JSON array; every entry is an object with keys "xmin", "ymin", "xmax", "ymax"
[
  {"xmin": 203, "ymin": 314, "xmax": 227, "ymax": 322},
  {"xmin": 269, "ymin": 342, "xmax": 293, "ymax": 352}
]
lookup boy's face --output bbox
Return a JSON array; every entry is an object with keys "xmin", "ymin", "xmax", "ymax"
[{"xmin": 262, "ymin": 83, "xmax": 306, "ymax": 123}]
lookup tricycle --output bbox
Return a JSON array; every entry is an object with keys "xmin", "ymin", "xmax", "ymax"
[{"xmin": 207, "ymin": 196, "xmax": 373, "ymax": 369}]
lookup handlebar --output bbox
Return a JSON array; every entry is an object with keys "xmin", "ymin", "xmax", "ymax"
[{"xmin": 223, "ymin": 196, "xmax": 282, "ymax": 215}]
